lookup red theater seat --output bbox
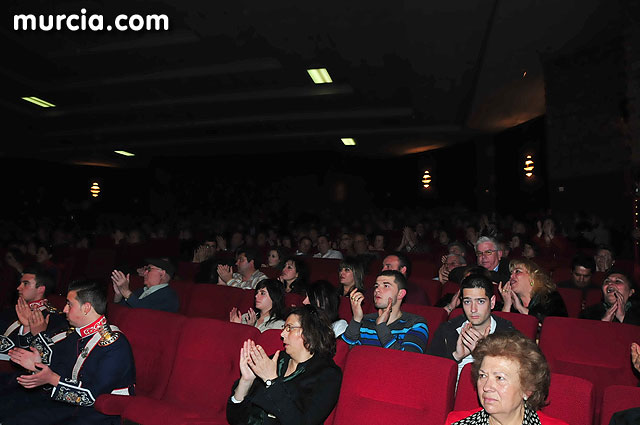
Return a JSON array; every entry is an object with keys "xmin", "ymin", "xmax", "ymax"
[
  {"xmin": 455, "ymin": 364, "xmax": 595, "ymax": 425},
  {"xmin": 185, "ymin": 284, "xmax": 254, "ymax": 320},
  {"xmin": 401, "ymin": 304, "xmax": 447, "ymax": 347},
  {"xmin": 306, "ymin": 257, "xmax": 341, "ymax": 285},
  {"xmin": 539, "ymin": 317, "xmax": 640, "ymax": 421},
  {"xmin": 600, "ymin": 385, "xmax": 640, "ymax": 425},
  {"xmin": 256, "ymin": 328, "xmax": 284, "ymax": 355},
  {"xmin": 413, "ymin": 277, "xmax": 441, "ymax": 306},
  {"xmin": 121, "ymin": 318, "xmax": 260, "ymax": 425},
  {"xmin": 556, "ymin": 287, "xmax": 583, "ymax": 318},
  {"xmin": 171, "ymin": 280, "xmax": 195, "ymax": 314},
  {"xmin": 177, "ymin": 261, "xmax": 200, "ymax": 282},
  {"xmin": 96, "ymin": 309, "xmax": 187, "ymax": 417},
  {"xmin": 333, "ymin": 346, "xmax": 456, "ymax": 425}
]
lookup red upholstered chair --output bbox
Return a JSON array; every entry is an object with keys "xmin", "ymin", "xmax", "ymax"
[
  {"xmin": 106, "ymin": 301, "xmax": 132, "ymax": 327},
  {"xmin": 95, "ymin": 309, "xmax": 187, "ymax": 418},
  {"xmin": 121, "ymin": 319, "xmax": 260, "ymax": 425},
  {"xmin": 171, "ymin": 280, "xmax": 195, "ymax": 314},
  {"xmin": 284, "ymin": 292, "xmax": 305, "ymax": 308},
  {"xmin": 259, "ymin": 266, "xmax": 280, "ymax": 279},
  {"xmin": 185, "ymin": 284, "xmax": 254, "ymax": 320},
  {"xmin": 584, "ymin": 288, "xmax": 603, "ymax": 309},
  {"xmin": 338, "ymin": 296, "xmax": 353, "ymax": 322},
  {"xmin": 411, "ymin": 259, "xmax": 438, "ymax": 282},
  {"xmin": 411, "ymin": 275, "xmax": 440, "ymax": 305},
  {"xmin": 256, "ymin": 328, "xmax": 284, "ymax": 355},
  {"xmin": 306, "ymin": 258, "xmax": 341, "ymax": 284},
  {"xmin": 600, "ymin": 385, "xmax": 640, "ymax": 425},
  {"xmin": 333, "ymin": 346, "xmax": 457, "ymax": 425},
  {"xmin": 552, "ymin": 267, "xmax": 572, "ymax": 284},
  {"xmin": 455, "ymin": 364, "xmax": 595, "ymax": 425},
  {"xmin": 84, "ymin": 248, "xmax": 116, "ymax": 280},
  {"xmin": 556, "ymin": 287, "xmax": 583, "ymax": 318},
  {"xmin": 177, "ymin": 261, "xmax": 200, "ymax": 281},
  {"xmin": 333, "ymin": 339, "xmax": 351, "ymax": 369},
  {"xmin": 441, "ymin": 281, "xmax": 461, "ymax": 297},
  {"xmin": 401, "ymin": 304, "xmax": 448, "ymax": 348},
  {"xmin": 539, "ymin": 317, "xmax": 640, "ymax": 422}
]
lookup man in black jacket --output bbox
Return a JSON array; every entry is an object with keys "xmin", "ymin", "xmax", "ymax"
[{"xmin": 428, "ymin": 274, "xmax": 513, "ymax": 379}]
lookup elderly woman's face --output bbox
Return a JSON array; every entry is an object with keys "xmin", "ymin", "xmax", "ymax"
[{"xmin": 478, "ymin": 356, "xmax": 529, "ymax": 418}]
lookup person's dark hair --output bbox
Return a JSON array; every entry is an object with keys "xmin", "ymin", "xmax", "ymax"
[
  {"xmin": 387, "ymin": 251, "xmax": 412, "ymax": 278},
  {"xmin": 238, "ymin": 246, "xmax": 260, "ymax": 267},
  {"xmin": 448, "ymin": 241, "xmax": 467, "ymax": 255},
  {"xmin": 306, "ymin": 280, "xmax": 340, "ymax": 322},
  {"xmin": 68, "ymin": 280, "xmax": 107, "ymax": 315},
  {"xmin": 298, "ymin": 236, "xmax": 312, "ymax": 247},
  {"xmin": 461, "ymin": 274, "xmax": 494, "ymax": 299},
  {"xmin": 596, "ymin": 245, "xmax": 615, "ymax": 259},
  {"xmin": 22, "ymin": 265, "xmax": 56, "ymax": 296},
  {"xmin": 338, "ymin": 257, "xmax": 365, "ymax": 290},
  {"xmin": 378, "ymin": 270, "xmax": 407, "ymax": 291},
  {"xmin": 267, "ymin": 247, "xmax": 286, "ymax": 269},
  {"xmin": 288, "ymin": 305, "xmax": 336, "ymax": 357},
  {"xmin": 283, "ymin": 256, "xmax": 309, "ymax": 294},
  {"xmin": 571, "ymin": 254, "xmax": 596, "ymax": 274},
  {"xmin": 255, "ymin": 279, "xmax": 286, "ymax": 324},
  {"xmin": 472, "ymin": 331, "xmax": 550, "ymax": 411}
]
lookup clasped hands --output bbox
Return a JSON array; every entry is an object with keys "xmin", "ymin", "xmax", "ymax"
[
  {"xmin": 230, "ymin": 307, "xmax": 257, "ymax": 325},
  {"xmin": 8, "ymin": 346, "xmax": 59, "ymax": 388},
  {"xmin": 16, "ymin": 297, "xmax": 50, "ymax": 335},
  {"xmin": 239, "ymin": 339, "xmax": 279, "ymax": 383},
  {"xmin": 498, "ymin": 282, "xmax": 528, "ymax": 314},
  {"xmin": 111, "ymin": 270, "xmax": 132, "ymax": 301},
  {"xmin": 453, "ymin": 322, "xmax": 490, "ymax": 361}
]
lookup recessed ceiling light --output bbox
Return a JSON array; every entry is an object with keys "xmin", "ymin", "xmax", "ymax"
[
  {"xmin": 114, "ymin": 150, "xmax": 135, "ymax": 157},
  {"xmin": 307, "ymin": 68, "xmax": 332, "ymax": 84},
  {"xmin": 341, "ymin": 138, "xmax": 356, "ymax": 146},
  {"xmin": 22, "ymin": 96, "xmax": 55, "ymax": 108}
]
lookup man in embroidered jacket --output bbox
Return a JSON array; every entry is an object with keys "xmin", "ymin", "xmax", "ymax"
[
  {"xmin": 0, "ymin": 265, "xmax": 67, "ymax": 357},
  {"xmin": 2, "ymin": 280, "xmax": 135, "ymax": 425}
]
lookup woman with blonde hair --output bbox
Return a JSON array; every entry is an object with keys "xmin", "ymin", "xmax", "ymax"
[{"xmin": 499, "ymin": 258, "xmax": 567, "ymax": 323}]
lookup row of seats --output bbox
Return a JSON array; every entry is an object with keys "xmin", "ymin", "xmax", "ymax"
[{"xmin": 99, "ymin": 306, "xmax": 640, "ymax": 425}]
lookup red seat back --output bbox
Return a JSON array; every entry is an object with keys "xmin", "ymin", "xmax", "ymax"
[
  {"xmin": 177, "ymin": 261, "xmax": 200, "ymax": 282},
  {"xmin": 401, "ymin": 304, "xmax": 447, "ymax": 347},
  {"xmin": 185, "ymin": 284, "xmax": 254, "ymax": 320},
  {"xmin": 163, "ymin": 319, "xmax": 260, "ymax": 412},
  {"xmin": 600, "ymin": 385, "xmax": 640, "ymax": 425},
  {"xmin": 333, "ymin": 346, "xmax": 456, "ymax": 425},
  {"xmin": 556, "ymin": 287, "xmax": 583, "ymax": 318},
  {"xmin": 256, "ymin": 328, "xmax": 283, "ymax": 355},
  {"xmin": 116, "ymin": 309, "xmax": 187, "ymax": 399},
  {"xmin": 170, "ymin": 280, "xmax": 195, "ymax": 314}
]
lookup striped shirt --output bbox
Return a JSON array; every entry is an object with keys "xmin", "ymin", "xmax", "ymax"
[{"xmin": 341, "ymin": 311, "xmax": 429, "ymax": 353}]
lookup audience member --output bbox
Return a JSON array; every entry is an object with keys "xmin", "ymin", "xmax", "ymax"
[
  {"xmin": 342, "ymin": 270, "xmax": 429, "ymax": 353},
  {"xmin": 112, "ymin": 258, "xmax": 179, "ymax": 312},
  {"xmin": 428, "ymin": 274, "xmax": 514, "ymax": 378},
  {"xmin": 380, "ymin": 252, "xmax": 430, "ymax": 305},
  {"xmin": 295, "ymin": 236, "xmax": 312, "ymax": 256},
  {"xmin": 437, "ymin": 253, "xmax": 467, "ymax": 283},
  {"xmin": 499, "ymin": 259, "xmax": 568, "ymax": 323},
  {"xmin": 557, "ymin": 254, "xmax": 597, "ymax": 290},
  {"xmin": 580, "ymin": 270, "xmax": 640, "ymax": 325},
  {"xmin": 262, "ymin": 247, "xmax": 285, "ymax": 268},
  {"xmin": 445, "ymin": 331, "xmax": 569, "ymax": 425},
  {"xmin": 594, "ymin": 245, "xmax": 615, "ymax": 273},
  {"xmin": 369, "ymin": 232, "xmax": 386, "ymax": 252},
  {"xmin": 227, "ymin": 305, "xmax": 342, "ymax": 425},
  {"xmin": 279, "ymin": 256, "xmax": 309, "ymax": 295},
  {"xmin": 218, "ymin": 248, "xmax": 267, "ymax": 290},
  {"xmin": 313, "ymin": 234, "xmax": 343, "ymax": 259},
  {"xmin": 230, "ymin": 279, "xmax": 285, "ymax": 332},
  {"xmin": 3, "ymin": 280, "xmax": 135, "ymax": 425},
  {"xmin": 338, "ymin": 257, "xmax": 365, "ymax": 297},
  {"xmin": 303, "ymin": 280, "xmax": 347, "ymax": 337},
  {"xmin": 533, "ymin": 217, "xmax": 569, "ymax": 258},
  {"xmin": 607, "ymin": 342, "xmax": 640, "ymax": 423},
  {"xmin": 475, "ymin": 236, "xmax": 510, "ymax": 284}
]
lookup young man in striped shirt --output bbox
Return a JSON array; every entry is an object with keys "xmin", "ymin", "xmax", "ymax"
[{"xmin": 341, "ymin": 270, "xmax": 429, "ymax": 353}]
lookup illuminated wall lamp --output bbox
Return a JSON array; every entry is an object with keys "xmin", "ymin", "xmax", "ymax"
[
  {"xmin": 524, "ymin": 155, "xmax": 534, "ymax": 178},
  {"xmin": 90, "ymin": 182, "xmax": 101, "ymax": 198},
  {"xmin": 422, "ymin": 170, "xmax": 432, "ymax": 189}
]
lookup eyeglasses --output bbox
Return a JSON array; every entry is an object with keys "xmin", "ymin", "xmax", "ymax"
[
  {"xmin": 476, "ymin": 250, "xmax": 496, "ymax": 257},
  {"xmin": 283, "ymin": 324, "xmax": 303, "ymax": 332},
  {"xmin": 144, "ymin": 266, "xmax": 162, "ymax": 273}
]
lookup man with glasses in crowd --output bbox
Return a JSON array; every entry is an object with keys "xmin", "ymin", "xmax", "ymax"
[
  {"xmin": 111, "ymin": 258, "xmax": 179, "ymax": 312},
  {"xmin": 475, "ymin": 236, "xmax": 510, "ymax": 284}
]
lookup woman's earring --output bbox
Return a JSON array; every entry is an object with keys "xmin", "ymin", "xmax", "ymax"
[
  {"xmin": 530, "ymin": 281, "xmax": 534, "ymax": 286},
  {"xmin": 523, "ymin": 395, "xmax": 528, "ymax": 401}
]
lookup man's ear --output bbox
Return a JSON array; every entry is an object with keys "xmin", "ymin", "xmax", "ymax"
[
  {"xmin": 400, "ymin": 266, "xmax": 407, "ymax": 275},
  {"xmin": 397, "ymin": 288, "xmax": 407, "ymax": 301},
  {"xmin": 490, "ymin": 295, "xmax": 496, "ymax": 310},
  {"xmin": 36, "ymin": 285, "xmax": 46, "ymax": 299},
  {"xmin": 82, "ymin": 302, "xmax": 92, "ymax": 315},
  {"xmin": 497, "ymin": 250, "xmax": 503, "ymax": 260}
]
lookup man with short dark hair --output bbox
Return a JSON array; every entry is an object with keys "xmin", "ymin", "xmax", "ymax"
[
  {"xmin": 313, "ymin": 235, "xmax": 343, "ymax": 259},
  {"xmin": 3, "ymin": 280, "xmax": 135, "ymax": 425},
  {"xmin": 557, "ymin": 254, "xmax": 597, "ymax": 290},
  {"xmin": 428, "ymin": 274, "xmax": 514, "ymax": 378},
  {"xmin": 342, "ymin": 270, "xmax": 429, "ymax": 353},
  {"xmin": 295, "ymin": 236, "xmax": 312, "ymax": 256},
  {"xmin": 380, "ymin": 253, "xmax": 430, "ymax": 305},
  {"xmin": 112, "ymin": 258, "xmax": 179, "ymax": 312},
  {"xmin": 0, "ymin": 265, "xmax": 66, "ymax": 357},
  {"xmin": 217, "ymin": 248, "xmax": 266, "ymax": 290}
]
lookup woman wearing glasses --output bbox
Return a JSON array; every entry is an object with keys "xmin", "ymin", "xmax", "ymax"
[
  {"xmin": 499, "ymin": 259, "xmax": 567, "ymax": 323},
  {"xmin": 227, "ymin": 305, "xmax": 342, "ymax": 425}
]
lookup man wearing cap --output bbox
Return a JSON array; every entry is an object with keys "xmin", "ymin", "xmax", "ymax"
[{"xmin": 111, "ymin": 258, "xmax": 179, "ymax": 313}]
